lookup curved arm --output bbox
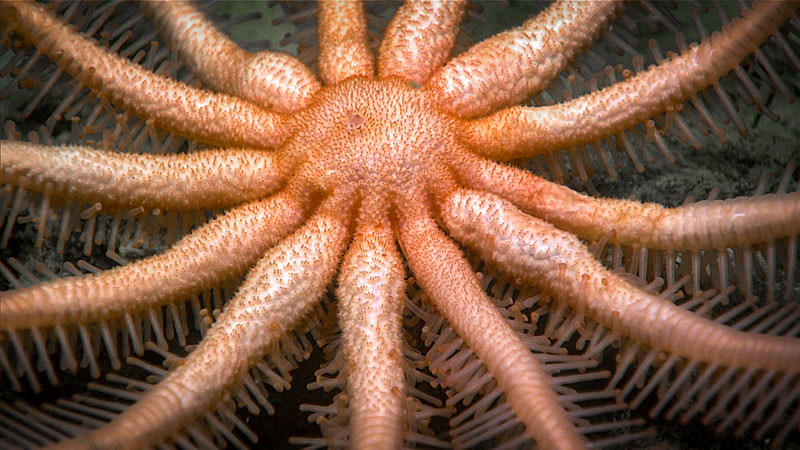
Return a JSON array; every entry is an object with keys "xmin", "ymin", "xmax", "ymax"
[
  {"xmin": 426, "ymin": 0, "xmax": 622, "ymax": 118},
  {"xmin": 378, "ymin": 0, "xmax": 467, "ymax": 85},
  {"xmin": 397, "ymin": 199, "xmax": 585, "ymax": 450},
  {"xmin": 1, "ymin": 141, "xmax": 293, "ymax": 212},
  {"xmin": 52, "ymin": 192, "xmax": 354, "ymax": 449},
  {"xmin": 318, "ymin": 0, "xmax": 375, "ymax": 85},
  {"xmin": 440, "ymin": 188, "xmax": 800, "ymax": 373},
  {"xmin": 452, "ymin": 151, "xmax": 800, "ymax": 251},
  {"xmin": 459, "ymin": 0, "xmax": 800, "ymax": 159},
  {"xmin": 142, "ymin": 1, "xmax": 320, "ymax": 113},
  {"xmin": 0, "ymin": 190, "xmax": 307, "ymax": 330},
  {"xmin": 0, "ymin": 1, "xmax": 290, "ymax": 148}
]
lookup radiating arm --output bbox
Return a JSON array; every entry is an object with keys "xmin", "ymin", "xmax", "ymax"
[
  {"xmin": 50, "ymin": 193, "xmax": 353, "ymax": 449},
  {"xmin": 453, "ymin": 151, "xmax": 800, "ymax": 250},
  {"xmin": 317, "ymin": 0, "xmax": 375, "ymax": 85},
  {"xmin": 440, "ymin": 189, "xmax": 800, "ymax": 372},
  {"xmin": 378, "ymin": 0, "xmax": 467, "ymax": 85},
  {"xmin": 1, "ymin": 141, "xmax": 293, "ymax": 212},
  {"xmin": 460, "ymin": 0, "xmax": 800, "ymax": 159},
  {"xmin": 337, "ymin": 214, "xmax": 406, "ymax": 449},
  {"xmin": 398, "ymin": 200, "xmax": 585, "ymax": 450},
  {"xmin": 0, "ymin": 190, "xmax": 307, "ymax": 331},
  {"xmin": 0, "ymin": 1, "xmax": 289, "ymax": 148},
  {"xmin": 142, "ymin": 1, "xmax": 319, "ymax": 113},
  {"xmin": 426, "ymin": 0, "xmax": 622, "ymax": 118}
]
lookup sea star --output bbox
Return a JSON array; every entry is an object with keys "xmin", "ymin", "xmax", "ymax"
[{"xmin": 0, "ymin": 1, "xmax": 799, "ymax": 449}]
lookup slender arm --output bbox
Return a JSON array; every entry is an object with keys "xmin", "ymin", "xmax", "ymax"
[
  {"xmin": 48, "ymin": 193, "xmax": 353, "ymax": 449},
  {"xmin": 398, "ymin": 200, "xmax": 585, "ymax": 450},
  {"xmin": 142, "ymin": 1, "xmax": 320, "ymax": 113},
  {"xmin": 337, "ymin": 216, "xmax": 406, "ymax": 449},
  {"xmin": 0, "ymin": 1, "xmax": 290, "ymax": 148},
  {"xmin": 426, "ymin": 1, "xmax": 622, "ymax": 118},
  {"xmin": 318, "ymin": 0, "xmax": 375, "ymax": 85},
  {"xmin": 1, "ymin": 141, "xmax": 293, "ymax": 212},
  {"xmin": 441, "ymin": 189, "xmax": 800, "ymax": 373},
  {"xmin": 459, "ymin": 0, "xmax": 800, "ymax": 159},
  {"xmin": 0, "ymin": 191, "xmax": 307, "ymax": 330},
  {"xmin": 453, "ymin": 151, "xmax": 800, "ymax": 250},
  {"xmin": 378, "ymin": 0, "xmax": 467, "ymax": 85}
]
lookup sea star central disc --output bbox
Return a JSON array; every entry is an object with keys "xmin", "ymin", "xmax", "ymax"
[{"xmin": 291, "ymin": 77, "xmax": 458, "ymax": 197}]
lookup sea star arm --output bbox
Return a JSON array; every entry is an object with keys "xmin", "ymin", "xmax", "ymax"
[
  {"xmin": 459, "ymin": 0, "xmax": 800, "ymax": 159},
  {"xmin": 0, "ymin": 190, "xmax": 306, "ymax": 331},
  {"xmin": 424, "ymin": 0, "xmax": 622, "ymax": 118},
  {"xmin": 1, "ymin": 140, "xmax": 292, "ymax": 212},
  {"xmin": 453, "ymin": 152, "xmax": 800, "ymax": 250},
  {"xmin": 50, "ymin": 193, "xmax": 354, "ymax": 449},
  {"xmin": 142, "ymin": 1, "xmax": 320, "ymax": 113},
  {"xmin": 337, "ymin": 215, "xmax": 406, "ymax": 449},
  {"xmin": 398, "ymin": 201, "xmax": 586, "ymax": 450},
  {"xmin": 317, "ymin": 0, "xmax": 375, "ymax": 85},
  {"xmin": 0, "ymin": 1, "xmax": 290, "ymax": 149},
  {"xmin": 441, "ymin": 188, "xmax": 800, "ymax": 373},
  {"xmin": 378, "ymin": 0, "xmax": 467, "ymax": 85}
]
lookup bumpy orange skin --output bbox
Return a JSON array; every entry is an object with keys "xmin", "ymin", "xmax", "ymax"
[
  {"xmin": 289, "ymin": 77, "xmax": 459, "ymax": 201},
  {"xmin": 0, "ymin": 2, "xmax": 799, "ymax": 450}
]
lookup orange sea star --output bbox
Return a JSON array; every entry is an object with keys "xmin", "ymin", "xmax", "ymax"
[{"xmin": 0, "ymin": 1, "xmax": 799, "ymax": 449}]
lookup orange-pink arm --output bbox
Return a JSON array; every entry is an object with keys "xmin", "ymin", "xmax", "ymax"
[
  {"xmin": 317, "ymin": 0, "xmax": 375, "ymax": 85},
  {"xmin": 398, "ymin": 202, "xmax": 585, "ymax": 450},
  {"xmin": 426, "ymin": 0, "xmax": 622, "ymax": 118},
  {"xmin": 0, "ymin": 190, "xmax": 307, "ymax": 331},
  {"xmin": 142, "ymin": 1, "xmax": 319, "ymax": 113},
  {"xmin": 0, "ymin": 1, "xmax": 289, "ymax": 148},
  {"xmin": 453, "ymin": 152, "xmax": 800, "ymax": 250},
  {"xmin": 49, "ymin": 194, "xmax": 352, "ymax": 449},
  {"xmin": 460, "ymin": 0, "xmax": 800, "ymax": 159},
  {"xmin": 337, "ymin": 217, "xmax": 406, "ymax": 449},
  {"xmin": 1, "ymin": 141, "xmax": 292, "ymax": 211},
  {"xmin": 441, "ymin": 189, "xmax": 800, "ymax": 373},
  {"xmin": 378, "ymin": 0, "xmax": 467, "ymax": 85}
]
